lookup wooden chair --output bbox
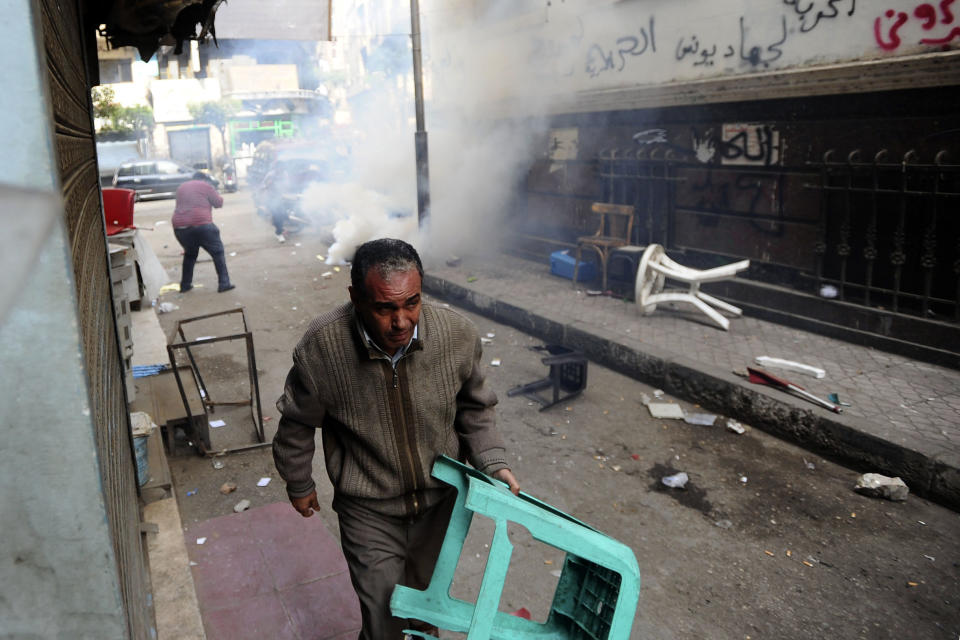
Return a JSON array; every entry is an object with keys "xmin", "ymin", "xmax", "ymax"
[{"xmin": 572, "ymin": 203, "xmax": 635, "ymax": 291}]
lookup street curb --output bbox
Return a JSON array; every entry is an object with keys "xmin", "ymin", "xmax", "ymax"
[{"xmin": 424, "ymin": 274, "xmax": 960, "ymax": 512}]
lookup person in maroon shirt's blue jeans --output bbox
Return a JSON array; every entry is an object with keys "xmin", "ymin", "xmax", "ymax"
[{"xmin": 172, "ymin": 172, "xmax": 235, "ymax": 293}]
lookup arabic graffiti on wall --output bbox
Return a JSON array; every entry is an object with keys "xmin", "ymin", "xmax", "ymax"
[
  {"xmin": 548, "ymin": 128, "xmax": 579, "ymax": 161},
  {"xmin": 586, "ymin": 17, "xmax": 656, "ymax": 77},
  {"xmin": 430, "ymin": 0, "xmax": 959, "ymax": 99},
  {"xmin": 720, "ymin": 123, "xmax": 781, "ymax": 167},
  {"xmin": 874, "ymin": 0, "xmax": 959, "ymax": 50}
]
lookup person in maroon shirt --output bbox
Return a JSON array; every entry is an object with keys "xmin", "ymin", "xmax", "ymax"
[{"xmin": 172, "ymin": 172, "xmax": 235, "ymax": 293}]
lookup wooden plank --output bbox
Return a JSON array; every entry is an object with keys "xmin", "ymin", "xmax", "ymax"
[
  {"xmin": 142, "ymin": 427, "xmax": 171, "ymax": 494},
  {"xmin": 131, "ymin": 308, "xmax": 170, "ymax": 367}
]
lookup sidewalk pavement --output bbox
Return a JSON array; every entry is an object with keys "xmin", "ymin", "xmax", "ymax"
[
  {"xmin": 184, "ymin": 502, "xmax": 360, "ymax": 640},
  {"xmin": 423, "ymin": 252, "xmax": 960, "ymax": 511}
]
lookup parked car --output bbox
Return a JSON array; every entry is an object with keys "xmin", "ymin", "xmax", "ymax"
[{"xmin": 112, "ymin": 159, "xmax": 219, "ymax": 198}]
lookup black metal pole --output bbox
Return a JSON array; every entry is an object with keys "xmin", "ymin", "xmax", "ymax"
[{"xmin": 410, "ymin": 0, "xmax": 430, "ymax": 226}]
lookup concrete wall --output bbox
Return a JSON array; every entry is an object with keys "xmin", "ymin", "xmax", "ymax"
[
  {"xmin": 425, "ymin": 0, "xmax": 960, "ymax": 113},
  {"xmin": 0, "ymin": 0, "xmax": 128, "ymax": 637}
]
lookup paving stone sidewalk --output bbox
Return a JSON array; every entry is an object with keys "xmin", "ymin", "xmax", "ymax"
[{"xmin": 423, "ymin": 252, "xmax": 960, "ymax": 509}]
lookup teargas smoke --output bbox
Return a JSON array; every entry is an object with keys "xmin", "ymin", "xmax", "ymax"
[
  {"xmin": 418, "ymin": 1, "xmax": 558, "ymax": 263},
  {"xmin": 295, "ymin": 1, "xmax": 561, "ymax": 266}
]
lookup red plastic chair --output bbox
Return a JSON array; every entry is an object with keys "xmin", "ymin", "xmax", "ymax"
[{"xmin": 102, "ymin": 188, "xmax": 137, "ymax": 236}]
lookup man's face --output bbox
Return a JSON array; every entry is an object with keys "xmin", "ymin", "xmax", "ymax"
[{"xmin": 350, "ymin": 267, "xmax": 422, "ymax": 355}]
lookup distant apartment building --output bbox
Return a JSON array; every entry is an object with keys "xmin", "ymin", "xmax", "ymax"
[{"xmin": 96, "ymin": 0, "xmax": 331, "ymax": 178}]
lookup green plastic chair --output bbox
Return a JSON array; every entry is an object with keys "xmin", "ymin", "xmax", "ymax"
[{"xmin": 390, "ymin": 456, "xmax": 641, "ymax": 639}]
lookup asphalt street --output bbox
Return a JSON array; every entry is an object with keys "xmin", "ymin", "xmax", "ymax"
[{"xmin": 135, "ymin": 190, "xmax": 960, "ymax": 640}]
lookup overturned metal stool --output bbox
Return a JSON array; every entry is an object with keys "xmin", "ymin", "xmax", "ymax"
[
  {"xmin": 166, "ymin": 308, "xmax": 268, "ymax": 456},
  {"xmin": 391, "ymin": 456, "xmax": 641, "ymax": 639},
  {"xmin": 507, "ymin": 345, "xmax": 588, "ymax": 411}
]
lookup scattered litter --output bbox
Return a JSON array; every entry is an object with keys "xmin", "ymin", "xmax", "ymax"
[
  {"xmin": 511, "ymin": 607, "xmax": 532, "ymax": 619},
  {"xmin": 263, "ymin": 416, "xmax": 272, "ymax": 422},
  {"xmin": 802, "ymin": 560, "xmax": 814, "ymax": 567},
  {"xmin": 764, "ymin": 550, "xmax": 775, "ymax": 557},
  {"xmin": 196, "ymin": 537, "xmax": 207, "ymax": 545},
  {"xmin": 196, "ymin": 335, "xmax": 216, "ymax": 341},
  {"xmin": 132, "ymin": 364, "xmax": 170, "ymax": 378},
  {"xmin": 467, "ymin": 276, "xmax": 478, "ymax": 283},
  {"xmin": 159, "ymin": 283, "xmax": 181, "ymax": 294},
  {"xmin": 334, "ymin": 266, "xmax": 340, "ymax": 272},
  {"xmin": 480, "ymin": 337, "xmax": 493, "ymax": 344},
  {"xmin": 292, "ymin": 306, "xmax": 297, "ymax": 310},
  {"xmin": 290, "ymin": 251, "xmax": 297, "ymax": 255},
  {"xmin": 819, "ymin": 284, "xmax": 838, "ymax": 298},
  {"xmin": 295, "ymin": 242, "xmax": 302, "ymax": 247},
  {"xmin": 684, "ymin": 413, "xmax": 716, "ymax": 426},
  {"xmin": 854, "ymin": 473, "xmax": 909, "ymax": 501},
  {"xmin": 229, "ymin": 251, "xmax": 237, "ymax": 257},
  {"xmin": 257, "ymin": 477, "xmax": 271, "ymax": 487},
  {"xmin": 802, "ymin": 458, "xmax": 816, "ymax": 470},
  {"xmin": 661, "ymin": 472, "xmax": 689, "ymax": 489},
  {"xmin": 748, "ymin": 367, "xmax": 842, "ymax": 413},
  {"xmin": 486, "ymin": 332, "xmax": 495, "ymax": 338},
  {"xmin": 714, "ymin": 519, "xmax": 733, "ymax": 529},
  {"xmin": 157, "ymin": 302, "xmax": 179, "ymax": 313},
  {"xmin": 316, "ymin": 255, "xmax": 325, "ymax": 261},
  {"xmin": 446, "ymin": 256, "xmax": 462, "ymax": 267},
  {"xmin": 234, "ymin": 499, "xmax": 251, "ymax": 513},
  {"xmin": 647, "ymin": 403, "xmax": 685, "ymax": 419},
  {"xmin": 923, "ymin": 554, "xmax": 935, "ymax": 562},
  {"xmin": 611, "ymin": 465, "xmax": 622, "ymax": 472},
  {"xmin": 321, "ymin": 271, "xmax": 333, "ymax": 278},
  {"xmin": 550, "ymin": 569, "xmax": 562, "ymax": 578},
  {"xmin": 209, "ymin": 419, "xmax": 226, "ymax": 428},
  {"xmin": 212, "ymin": 459, "xmax": 224, "ymax": 470},
  {"xmin": 906, "ymin": 581, "xmax": 919, "ymax": 587},
  {"xmin": 726, "ymin": 419, "xmax": 746, "ymax": 434},
  {"xmin": 490, "ymin": 358, "xmax": 501, "ymax": 366},
  {"xmin": 631, "ymin": 454, "xmax": 640, "ymax": 460},
  {"xmin": 786, "ymin": 550, "xmax": 792, "ymax": 557},
  {"xmin": 155, "ymin": 220, "xmax": 167, "ymax": 226},
  {"xmin": 586, "ymin": 290, "xmax": 603, "ymax": 296},
  {"xmin": 739, "ymin": 476, "xmax": 748, "ymax": 483},
  {"xmin": 186, "ymin": 489, "xmax": 198, "ymax": 496},
  {"xmin": 918, "ymin": 520, "xmax": 927, "ymax": 526},
  {"xmin": 639, "ymin": 392, "xmax": 651, "ymax": 406},
  {"xmin": 189, "ymin": 561, "xmax": 198, "ymax": 566},
  {"xmin": 653, "ymin": 389, "xmax": 665, "ymax": 399},
  {"xmin": 754, "ymin": 356, "xmax": 825, "ymax": 379},
  {"xmin": 220, "ymin": 482, "xmax": 237, "ymax": 494},
  {"xmin": 827, "ymin": 393, "xmax": 852, "ymax": 407}
]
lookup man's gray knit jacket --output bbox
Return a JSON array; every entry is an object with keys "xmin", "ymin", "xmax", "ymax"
[{"xmin": 273, "ymin": 301, "xmax": 508, "ymax": 517}]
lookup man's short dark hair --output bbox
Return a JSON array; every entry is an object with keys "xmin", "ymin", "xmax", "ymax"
[
  {"xmin": 350, "ymin": 238, "xmax": 424, "ymax": 299},
  {"xmin": 193, "ymin": 171, "xmax": 210, "ymax": 181}
]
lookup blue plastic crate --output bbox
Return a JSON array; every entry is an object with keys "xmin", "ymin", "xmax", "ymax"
[{"xmin": 551, "ymin": 250, "xmax": 597, "ymax": 283}]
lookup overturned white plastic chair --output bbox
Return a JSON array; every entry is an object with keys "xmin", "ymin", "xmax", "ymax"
[{"xmin": 635, "ymin": 244, "xmax": 749, "ymax": 331}]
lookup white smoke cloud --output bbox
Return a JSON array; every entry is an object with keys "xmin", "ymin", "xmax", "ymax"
[
  {"xmin": 299, "ymin": 181, "xmax": 416, "ymax": 264},
  {"xmin": 294, "ymin": 1, "xmax": 560, "ymax": 266}
]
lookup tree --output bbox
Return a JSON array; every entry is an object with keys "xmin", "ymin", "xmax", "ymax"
[
  {"xmin": 91, "ymin": 86, "xmax": 154, "ymax": 140},
  {"xmin": 188, "ymin": 99, "xmax": 241, "ymax": 155}
]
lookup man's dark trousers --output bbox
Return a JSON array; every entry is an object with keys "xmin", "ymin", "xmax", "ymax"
[
  {"xmin": 174, "ymin": 223, "xmax": 231, "ymax": 290},
  {"xmin": 334, "ymin": 491, "xmax": 455, "ymax": 639}
]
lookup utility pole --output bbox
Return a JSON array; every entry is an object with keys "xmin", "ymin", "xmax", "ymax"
[{"xmin": 410, "ymin": 0, "xmax": 429, "ymax": 227}]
